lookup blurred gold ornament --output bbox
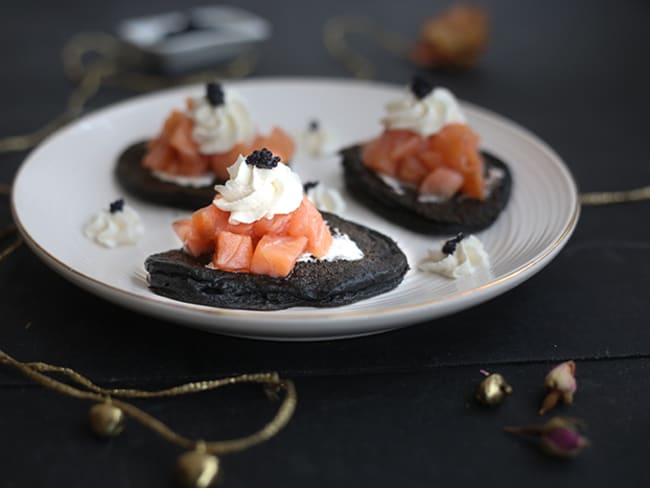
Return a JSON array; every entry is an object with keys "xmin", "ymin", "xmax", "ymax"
[
  {"xmin": 89, "ymin": 401, "xmax": 125, "ymax": 437},
  {"xmin": 177, "ymin": 448, "xmax": 222, "ymax": 488},
  {"xmin": 475, "ymin": 371, "xmax": 512, "ymax": 406},
  {"xmin": 411, "ymin": 5, "xmax": 489, "ymax": 69}
]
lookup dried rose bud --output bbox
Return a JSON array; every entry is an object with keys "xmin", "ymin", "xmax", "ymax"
[
  {"xmin": 539, "ymin": 360, "xmax": 577, "ymax": 415},
  {"xmin": 475, "ymin": 370, "xmax": 513, "ymax": 406},
  {"xmin": 505, "ymin": 417, "xmax": 589, "ymax": 458},
  {"xmin": 541, "ymin": 418, "xmax": 589, "ymax": 457},
  {"xmin": 410, "ymin": 5, "xmax": 489, "ymax": 69}
]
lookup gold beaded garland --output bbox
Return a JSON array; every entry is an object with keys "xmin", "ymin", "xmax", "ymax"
[{"xmin": 0, "ymin": 349, "xmax": 296, "ymax": 488}]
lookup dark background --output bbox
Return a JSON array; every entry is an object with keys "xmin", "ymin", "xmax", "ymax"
[{"xmin": 1, "ymin": 1, "xmax": 649, "ymax": 486}]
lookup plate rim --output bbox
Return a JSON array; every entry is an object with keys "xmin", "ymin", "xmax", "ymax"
[{"xmin": 11, "ymin": 76, "xmax": 581, "ymax": 328}]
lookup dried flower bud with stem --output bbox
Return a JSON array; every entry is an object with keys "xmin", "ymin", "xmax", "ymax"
[
  {"xmin": 504, "ymin": 417, "xmax": 589, "ymax": 458},
  {"xmin": 540, "ymin": 360, "xmax": 577, "ymax": 415}
]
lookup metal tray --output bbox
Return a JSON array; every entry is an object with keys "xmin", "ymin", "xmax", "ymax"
[{"xmin": 116, "ymin": 5, "xmax": 271, "ymax": 74}]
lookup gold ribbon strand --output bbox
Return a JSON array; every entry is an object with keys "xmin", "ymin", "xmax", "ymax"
[
  {"xmin": 0, "ymin": 349, "xmax": 296, "ymax": 456},
  {"xmin": 0, "ymin": 32, "xmax": 258, "ymax": 154},
  {"xmin": 579, "ymin": 186, "xmax": 650, "ymax": 206}
]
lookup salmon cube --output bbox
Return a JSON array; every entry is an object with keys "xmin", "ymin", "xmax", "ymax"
[
  {"xmin": 460, "ymin": 152, "xmax": 486, "ymax": 200},
  {"xmin": 213, "ymin": 231, "xmax": 254, "ymax": 272},
  {"xmin": 389, "ymin": 133, "xmax": 427, "ymax": 161},
  {"xmin": 225, "ymin": 221, "xmax": 255, "ymax": 237},
  {"xmin": 172, "ymin": 218, "xmax": 192, "ymax": 242},
  {"xmin": 191, "ymin": 204, "xmax": 229, "ymax": 242},
  {"xmin": 429, "ymin": 123, "xmax": 480, "ymax": 172},
  {"xmin": 286, "ymin": 198, "xmax": 333, "ymax": 258},
  {"xmin": 142, "ymin": 141, "xmax": 175, "ymax": 172},
  {"xmin": 173, "ymin": 218, "xmax": 213, "ymax": 256},
  {"xmin": 160, "ymin": 110, "xmax": 186, "ymax": 141},
  {"xmin": 250, "ymin": 235, "xmax": 308, "ymax": 278},
  {"xmin": 362, "ymin": 137, "xmax": 397, "ymax": 176},
  {"xmin": 170, "ymin": 117, "xmax": 208, "ymax": 175},
  {"xmin": 397, "ymin": 156, "xmax": 429, "ymax": 185},
  {"xmin": 253, "ymin": 212, "xmax": 293, "ymax": 238},
  {"xmin": 419, "ymin": 167, "xmax": 465, "ymax": 198},
  {"xmin": 416, "ymin": 150, "xmax": 443, "ymax": 170}
]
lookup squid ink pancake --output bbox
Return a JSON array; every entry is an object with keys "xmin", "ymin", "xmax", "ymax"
[
  {"xmin": 145, "ymin": 212, "xmax": 409, "ymax": 311},
  {"xmin": 341, "ymin": 144, "xmax": 512, "ymax": 234},
  {"xmin": 115, "ymin": 141, "xmax": 218, "ymax": 210}
]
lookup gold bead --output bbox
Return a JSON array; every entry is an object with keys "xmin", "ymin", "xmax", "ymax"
[
  {"xmin": 475, "ymin": 373, "xmax": 513, "ymax": 406},
  {"xmin": 176, "ymin": 450, "xmax": 221, "ymax": 488},
  {"xmin": 89, "ymin": 402, "xmax": 125, "ymax": 437}
]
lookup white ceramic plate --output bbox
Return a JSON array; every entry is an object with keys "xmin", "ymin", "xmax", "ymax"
[{"xmin": 12, "ymin": 78, "xmax": 579, "ymax": 341}]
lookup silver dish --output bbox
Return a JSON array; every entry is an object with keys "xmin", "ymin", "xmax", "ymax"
[{"xmin": 116, "ymin": 5, "xmax": 271, "ymax": 73}]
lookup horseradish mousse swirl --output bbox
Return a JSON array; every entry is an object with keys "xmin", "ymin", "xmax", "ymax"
[
  {"xmin": 190, "ymin": 90, "xmax": 256, "ymax": 154},
  {"xmin": 383, "ymin": 87, "xmax": 467, "ymax": 137},
  {"xmin": 214, "ymin": 154, "xmax": 303, "ymax": 224}
]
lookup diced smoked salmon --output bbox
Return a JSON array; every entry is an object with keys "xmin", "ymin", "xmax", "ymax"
[
  {"xmin": 389, "ymin": 133, "xmax": 428, "ymax": 161},
  {"xmin": 460, "ymin": 150, "xmax": 485, "ymax": 200},
  {"xmin": 428, "ymin": 124, "xmax": 479, "ymax": 171},
  {"xmin": 250, "ymin": 235, "xmax": 308, "ymax": 278},
  {"xmin": 287, "ymin": 198, "xmax": 333, "ymax": 258},
  {"xmin": 429, "ymin": 124, "xmax": 484, "ymax": 199},
  {"xmin": 252, "ymin": 212, "xmax": 293, "ymax": 238},
  {"xmin": 416, "ymin": 150, "xmax": 443, "ymax": 170},
  {"xmin": 362, "ymin": 123, "xmax": 486, "ymax": 200},
  {"xmin": 419, "ymin": 167, "xmax": 464, "ymax": 198},
  {"xmin": 144, "ymin": 111, "xmax": 208, "ymax": 175},
  {"xmin": 362, "ymin": 136, "xmax": 396, "ymax": 176},
  {"xmin": 177, "ymin": 192, "xmax": 333, "ymax": 277},
  {"xmin": 169, "ymin": 117, "xmax": 208, "ymax": 175},
  {"xmin": 144, "ymin": 106, "xmax": 295, "ymax": 179},
  {"xmin": 398, "ymin": 157, "xmax": 429, "ymax": 185},
  {"xmin": 143, "ymin": 140, "xmax": 177, "ymax": 173},
  {"xmin": 213, "ymin": 231, "xmax": 253, "ymax": 272},
  {"xmin": 191, "ymin": 204, "xmax": 229, "ymax": 242},
  {"xmin": 160, "ymin": 111, "xmax": 186, "ymax": 140},
  {"xmin": 225, "ymin": 220, "xmax": 255, "ymax": 237},
  {"xmin": 363, "ymin": 129, "xmax": 424, "ymax": 177},
  {"xmin": 173, "ymin": 218, "xmax": 212, "ymax": 256}
]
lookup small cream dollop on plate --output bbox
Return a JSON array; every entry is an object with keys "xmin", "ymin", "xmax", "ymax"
[
  {"xmin": 419, "ymin": 233, "xmax": 489, "ymax": 278},
  {"xmin": 84, "ymin": 199, "xmax": 144, "ymax": 248},
  {"xmin": 304, "ymin": 181, "xmax": 346, "ymax": 215},
  {"xmin": 298, "ymin": 119, "xmax": 338, "ymax": 157}
]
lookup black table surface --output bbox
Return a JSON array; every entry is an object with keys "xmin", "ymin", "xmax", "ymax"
[{"xmin": 1, "ymin": 0, "xmax": 649, "ymax": 486}]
